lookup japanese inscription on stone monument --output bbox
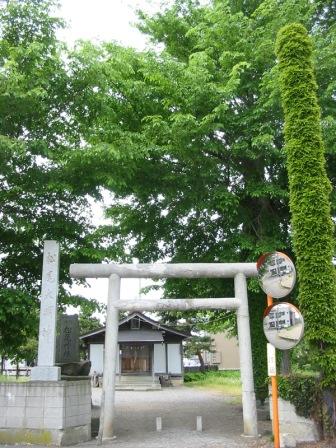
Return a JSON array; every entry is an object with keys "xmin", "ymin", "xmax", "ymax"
[
  {"xmin": 56, "ymin": 315, "xmax": 80, "ymax": 363},
  {"xmin": 31, "ymin": 240, "xmax": 61, "ymax": 381}
]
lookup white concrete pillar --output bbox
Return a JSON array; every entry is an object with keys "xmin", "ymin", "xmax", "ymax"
[
  {"xmin": 235, "ymin": 272, "xmax": 258, "ymax": 437},
  {"xmin": 102, "ymin": 274, "xmax": 120, "ymax": 441}
]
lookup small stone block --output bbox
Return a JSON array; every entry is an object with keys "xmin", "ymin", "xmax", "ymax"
[
  {"xmin": 156, "ymin": 416, "xmax": 162, "ymax": 432},
  {"xmin": 81, "ymin": 401, "xmax": 89, "ymax": 411},
  {"xmin": 45, "ymin": 397, "xmax": 63, "ymax": 408},
  {"xmin": 43, "ymin": 417, "xmax": 63, "ymax": 430},
  {"xmin": 26, "ymin": 406, "xmax": 44, "ymax": 419},
  {"xmin": 6, "ymin": 416, "xmax": 23, "ymax": 428},
  {"xmin": 27, "ymin": 396, "xmax": 44, "ymax": 408},
  {"xmin": 78, "ymin": 395, "xmax": 89, "ymax": 406},
  {"xmin": 68, "ymin": 415, "xmax": 83, "ymax": 427},
  {"xmin": 26, "ymin": 385, "xmax": 45, "ymax": 397},
  {"xmin": 6, "ymin": 406, "xmax": 25, "ymax": 419},
  {"xmin": 25, "ymin": 417, "xmax": 44, "ymax": 429},
  {"xmin": 196, "ymin": 416, "xmax": 202, "ymax": 432},
  {"xmin": 7, "ymin": 395, "xmax": 26, "ymax": 407},
  {"xmin": 44, "ymin": 406, "xmax": 64, "ymax": 420},
  {"xmin": 280, "ymin": 433, "xmax": 297, "ymax": 448},
  {"xmin": 65, "ymin": 405, "xmax": 80, "ymax": 418},
  {"xmin": 31, "ymin": 366, "xmax": 61, "ymax": 381},
  {"xmin": 44, "ymin": 387, "xmax": 63, "ymax": 398}
]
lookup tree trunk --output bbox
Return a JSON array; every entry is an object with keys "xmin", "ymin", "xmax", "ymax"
[
  {"xmin": 280, "ymin": 350, "xmax": 291, "ymax": 375},
  {"xmin": 196, "ymin": 350, "xmax": 205, "ymax": 373}
]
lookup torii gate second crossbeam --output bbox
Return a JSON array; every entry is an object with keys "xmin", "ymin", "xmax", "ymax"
[{"xmin": 70, "ymin": 263, "xmax": 259, "ymax": 441}]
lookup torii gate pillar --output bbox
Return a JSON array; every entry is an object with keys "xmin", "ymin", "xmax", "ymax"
[{"xmin": 235, "ymin": 273, "xmax": 258, "ymax": 436}]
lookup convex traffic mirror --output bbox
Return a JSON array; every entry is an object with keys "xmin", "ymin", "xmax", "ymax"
[
  {"xmin": 263, "ymin": 302, "xmax": 304, "ymax": 350},
  {"xmin": 257, "ymin": 252, "xmax": 296, "ymax": 298}
]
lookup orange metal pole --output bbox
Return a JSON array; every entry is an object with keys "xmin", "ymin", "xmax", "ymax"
[
  {"xmin": 267, "ymin": 294, "xmax": 280, "ymax": 448},
  {"xmin": 271, "ymin": 376, "xmax": 280, "ymax": 448}
]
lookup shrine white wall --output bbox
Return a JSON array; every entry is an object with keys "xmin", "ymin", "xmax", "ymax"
[
  {"xmin": 167, "ymin": 344, "xmax": 182, "ymax": 374},
  {"xmin": 153, "ymin": 344, "xmax": 166, "ymax": 373},
  {"xmin": 89, "ymin": 344, "xmax": 104, "ymax": 375}
]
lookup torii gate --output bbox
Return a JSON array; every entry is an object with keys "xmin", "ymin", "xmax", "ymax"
[{"xmin": 70, "ymin": 262, "xmax": 259, "ymax": 440}]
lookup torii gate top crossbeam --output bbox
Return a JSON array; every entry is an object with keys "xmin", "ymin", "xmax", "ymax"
[{"xmin": 70, "ymin": 262, "xmax": 257, "ymax": 279}]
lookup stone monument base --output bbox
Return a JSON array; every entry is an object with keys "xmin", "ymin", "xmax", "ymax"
[
  {"xmin": 269, "ymin": 394, "xmax": 319, "ymax": 447},
  {"xmin": 0, "ymin": 379, "xmax": 91, "ymax": 446},
  {"xmin": 31, "ymin": 366, "xmax": 61, "ymax": 381}
]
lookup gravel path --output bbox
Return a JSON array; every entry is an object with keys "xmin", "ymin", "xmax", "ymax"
[
  {"xmin": 90, "ymin": 386, "xmax": 273, "ymax": 448},
  {"xmin": 0, "ymin": 387, "xmax": 272, "ymax": 448},
  {"xmin": 2, "ymin": 386, "xmax": 332, "ymax": 447}
]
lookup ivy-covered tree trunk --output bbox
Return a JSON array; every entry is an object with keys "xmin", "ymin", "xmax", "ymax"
[
  {"xmin": 249, "ymin": 294, "xmax": 268, "ymax": 404},
  {"xmin": 275, "ymin": 24, "xmax": 336, "ymax": 386}
]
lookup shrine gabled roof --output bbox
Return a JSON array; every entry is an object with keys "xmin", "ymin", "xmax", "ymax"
[{"xmin": 80, "ymin": 311, "xmax": 189, "ymax": 340}]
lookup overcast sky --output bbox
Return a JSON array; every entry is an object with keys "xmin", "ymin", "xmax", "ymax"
[
  {"xmin": 58, "ymin": 0, "xmax": 165, "ymax": 50},
  {"xmin": 58, "ymin": 1, "xmax": 165, "ymax": 306}
]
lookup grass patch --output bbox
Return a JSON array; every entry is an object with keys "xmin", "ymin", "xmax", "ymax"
[
  {"xmin": 0, "ymin": 374, "xmax": 29, "ymax": 383},
  {"xmin": 184, "ymin": 370, "xmax": 242, "ymax": 396}
]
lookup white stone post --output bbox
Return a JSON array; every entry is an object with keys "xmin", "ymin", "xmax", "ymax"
[
  {"xmin": 31, "ymin": 240, "xmax": 61, "ymax": 381},
  {"xmin": 196, "ymin": 416, "xmax": 203, "ymax": 432},
  {"xmin": 102, "ymin": 274, "xmax": 120, "ymax": 440},
  {"xmin": 235, "ymin": 272, "xmax": 258, "ymax": 437},
  {"xmin": 156, "ymin": 417, "xmax": 162, "ymax": 432}
]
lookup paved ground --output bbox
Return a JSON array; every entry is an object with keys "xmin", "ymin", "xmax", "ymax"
[
  {"xmin": 90, "ymin": 386, "xmax": 273, "ymax": 448},
  {"xmin": 1, "ymin": 386, "xmax": 332, "ymax": 447}
]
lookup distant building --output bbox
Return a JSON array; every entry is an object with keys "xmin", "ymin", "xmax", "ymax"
[
  {"xmin": 203, "ymin": 332, "xmax": 240, "ymax": 370},
  {"xmin": 267, "ymin": 308, "xmax": 296, "ymax": 330},
  {"xmin": 268, "ymin": 255, "xmax": 293, "ymax": 278}
]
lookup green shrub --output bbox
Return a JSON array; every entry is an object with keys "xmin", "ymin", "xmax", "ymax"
[
  {"xmin": 184, "ymin": 372, "xmax": 206, "ymax": 383},
  {"xmin": 184, "ymin": 370, "xmax": 240, "ymax": 383},
  {"xmin": 278, "ymin": 374, "xmax": 318, "ymax": 418},
  {"xmin": 278, "ymin": 374, "xmax": 336, "ymax": 439}
]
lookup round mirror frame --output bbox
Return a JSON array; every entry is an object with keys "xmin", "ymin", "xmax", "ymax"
[
  {"xmin": 263, "ymin": 302, "xmax": 304, "ymax": 350},
  {"xmin": 257, "ymin": 251, "xmax": 296, "ymax": 299}
]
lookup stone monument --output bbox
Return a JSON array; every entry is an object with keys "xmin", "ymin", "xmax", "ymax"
[
  {"xmin": 31, "ymin": 240, "xmax": 61, "ymax": 381},
  {"xmin": 56, "ymin": 314, "xmax": 91, "ymax": 376},
  {"xmin": 56, "ymin": 314, "xmax": 80, "ymax": 364}
]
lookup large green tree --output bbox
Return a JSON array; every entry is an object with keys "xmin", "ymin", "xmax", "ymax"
[
  {"xmin": 63, "ymin": 0, "xmax": 336, "ymax": 398},
  {"xmin": 0, "ymin": 0, "xmax": 103, "ymax": 359},
  {"xmin": 3, "ymin": 0, "xmax": 334, "ymax": 395}
]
